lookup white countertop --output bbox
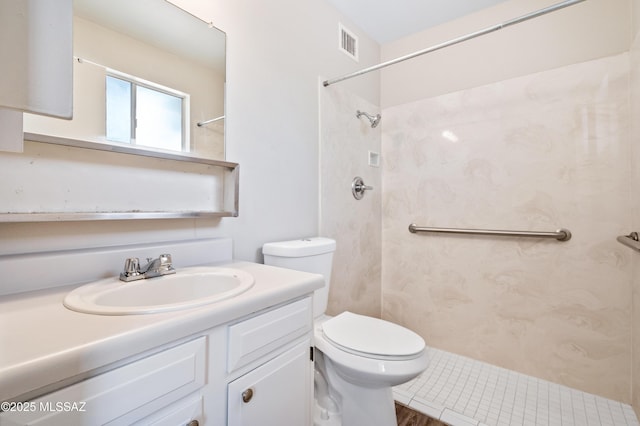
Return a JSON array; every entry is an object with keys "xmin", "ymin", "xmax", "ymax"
[{"xmin": 0, "ymin": 261, "xmax": 323, "ymax": 402}]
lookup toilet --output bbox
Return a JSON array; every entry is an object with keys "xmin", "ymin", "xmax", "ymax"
[{"xmin": 262, "ymin": 237, "xmax": 429, "ymax": 426}]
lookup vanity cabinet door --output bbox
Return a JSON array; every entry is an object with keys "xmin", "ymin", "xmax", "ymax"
[{"xmin": 227, "ymin": 339, "xmax": 312, "ymax": 426}]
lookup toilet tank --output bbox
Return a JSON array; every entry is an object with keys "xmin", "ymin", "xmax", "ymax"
[{"xmin": 262, "ymin": 237, "xmax": 336, "ymax": 318}]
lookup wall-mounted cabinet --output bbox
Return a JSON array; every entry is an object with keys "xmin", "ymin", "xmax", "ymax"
[{"xmin": 0, "ymin": 0, "xmax": 73, "ymax": 153}]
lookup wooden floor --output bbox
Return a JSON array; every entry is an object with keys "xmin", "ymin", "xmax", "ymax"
[{"xmin": 395, "ymin": 403, "xmax": 447, "ymax": 426}]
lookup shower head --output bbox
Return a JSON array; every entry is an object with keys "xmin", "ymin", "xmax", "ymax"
[{"xmin": 356, "ymin": 110, "xmax": 381, "ymax": 128}]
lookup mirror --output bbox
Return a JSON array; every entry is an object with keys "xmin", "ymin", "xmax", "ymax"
[{"xmin": 23, "ymin": 0, "xmax": 226, "ymax": 160}]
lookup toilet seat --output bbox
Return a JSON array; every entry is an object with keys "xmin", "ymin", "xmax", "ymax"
[{"xmin": 321, "ymin": 312, "xmax": 425, "ymax": 360}]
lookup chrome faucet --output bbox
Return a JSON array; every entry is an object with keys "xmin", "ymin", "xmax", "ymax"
[{"xmin": 119, "ymin": 253, "xmax": 176, "ymax": 282}]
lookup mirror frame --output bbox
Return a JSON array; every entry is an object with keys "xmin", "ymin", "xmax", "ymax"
[{"xmin": 0, "ymin": 133, "xmax": 239, "ymax": 222}]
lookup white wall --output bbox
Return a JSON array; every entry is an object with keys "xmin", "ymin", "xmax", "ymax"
[
  {"xmin": 0, "ymin": 0, "xmax": 380, "ymax": 266},
  {"xmin": 152, "ymin": 0, "xmax": 381, "ymax": 262}
]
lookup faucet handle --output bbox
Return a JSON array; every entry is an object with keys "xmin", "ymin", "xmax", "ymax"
[
  {"xmin": 159, "ymin": 254, "xmax": 172, "ymax": 267},
  {"xmin": 157, "ymin": 253, "xmax": 175, "ymax": 275},
  {"xmin": 124, "ymin": 257, "xmax": 140, "ymax": 274},
  {"xmin": 120, "ymin": 257, "xmax": 143, "ymax": 282}
]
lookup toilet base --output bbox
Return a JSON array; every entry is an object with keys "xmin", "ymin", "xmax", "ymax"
[
  {"xmin": 313, "ymin": 401, "xmax": 342, "ymax": 426},
  {"xmin": 315, "ymin": 351, "xmax": 398, "ymax": 426}
]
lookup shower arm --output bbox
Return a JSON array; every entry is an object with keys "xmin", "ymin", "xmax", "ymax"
[{"xmin": 356, "ymin": 110, "xmax": 381, "ymax": 128}]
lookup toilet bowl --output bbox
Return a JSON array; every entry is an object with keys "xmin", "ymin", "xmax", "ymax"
[
  {"xmin": 262, "ymin": 238, "xmax": 429, "ymax": 426},
  {"xmin": 316, "ymin": 312, "xmax": 428, "ymax": 387},
  {"xmin": 313, "ymin": 313, "xmax": 429, "ymax": 426}
]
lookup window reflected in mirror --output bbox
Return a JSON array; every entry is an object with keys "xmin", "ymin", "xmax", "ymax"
[
  {"xmin": 106, "ymin": 74, "xmax": 186, "ymax": 152},
  {"xmin": 23, "ymin": 0, "xmax": 226, "ymax": 160}
]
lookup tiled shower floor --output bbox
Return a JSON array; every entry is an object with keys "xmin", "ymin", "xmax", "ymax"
[{"xmin": 393, "ymin": 347, "xmax": 640, "ymax": 426}]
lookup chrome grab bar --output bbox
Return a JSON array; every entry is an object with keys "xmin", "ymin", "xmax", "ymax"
[
  {"xmin": 617, "ymin": 232, "xmax": 640, "ymax": 252},
  {"xmin": 408, "ymin": 224, "xmax": 571, "ymax": 242}
]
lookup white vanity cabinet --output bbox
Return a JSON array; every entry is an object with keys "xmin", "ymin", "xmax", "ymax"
[
  {"xmin": 0, "ymin": 295, "xmax": 314, "ymax": 426},
  {"xmin": 225, "ymin": 297, "xmax": 313, "ymax": 426},
  {"xmin": 227, "ymin": 340, "xmax": 312, "ymax": 426},
  {"xmin": 0, "ymin": 338, "xmax": 207, "ymax": 425}
]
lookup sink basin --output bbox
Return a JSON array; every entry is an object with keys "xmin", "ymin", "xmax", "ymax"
[{"xmin": 63, "ymin": 266, "xmax": 255, "ymax": 315}]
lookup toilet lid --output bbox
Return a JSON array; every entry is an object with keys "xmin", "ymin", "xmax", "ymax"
[{"xmin": 321, "ymin": 312, "xmax": 425, "ymax": 358}]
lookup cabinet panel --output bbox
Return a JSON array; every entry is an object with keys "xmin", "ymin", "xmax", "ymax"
[
  {"xmin": 0, "ymin": 337, "xmax": 206, "ymax": 426},
  {"xmin": 132, "ymin": 392, "xmax": 202, "ymax": 426},
  {"xmin": 228, "ymin": 297, "xmax": 311, "ymax": 372},
  {"xmin": 227, "ymin": 340, "xmax": 312, "ymax": 426}
]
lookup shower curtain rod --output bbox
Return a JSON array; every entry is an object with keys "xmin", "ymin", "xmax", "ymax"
[
  {"xmin": 197, "ymin": 115, "xmax": 225, "ymax": 127},
  {"xmin": 322, "ymin": 0, "xmax": 586, "ymax": 87}
]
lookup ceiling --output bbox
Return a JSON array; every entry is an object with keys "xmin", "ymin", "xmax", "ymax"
[{"xmin": 325, "ymin": 0, "xmax": 511, "ymax": 44}]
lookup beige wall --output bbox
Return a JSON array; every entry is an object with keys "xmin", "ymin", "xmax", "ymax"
[
  {"xmin": 380, "ymin": 0, "xmax": 637, "ymax": 405},
  {"xmin": 631, "ymin": 0, "xmax": 640, "ymax": 418},
  {"xmin": 634, "ymin": 0, "xmax": 640, "ymax": 37},
  {"xmin": 381, "ymin": 0, "xmax": 631, "ymax": 108},
  {"xmin": 382, "ymin": 52, "xmax": 632, "ymax": 403},
  {"xmin": 319, "ymin": 82, "xmax": 382, "ymax": 318}
]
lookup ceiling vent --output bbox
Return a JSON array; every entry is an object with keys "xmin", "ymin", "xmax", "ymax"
[{"xmin": 338, "ymin": 23, "xmax": 358, "ymax": 62}]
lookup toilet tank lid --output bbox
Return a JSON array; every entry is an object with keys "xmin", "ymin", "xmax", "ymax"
[{"xmin": 262, "ymin": 237, "xmax": 336, "ymax": 257}]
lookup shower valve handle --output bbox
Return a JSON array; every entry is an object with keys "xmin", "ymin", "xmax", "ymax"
[{"xmin": 352, "ymin": 176, "xmax": 373, "ymax": 200}]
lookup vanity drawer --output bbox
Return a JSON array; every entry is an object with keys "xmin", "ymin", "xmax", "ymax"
[
  {"xmin": 1, "ymin": 337, "xmax": 206, "ymax": 426},
  {"xmin": 132, "ymin": 392, "xmax": 203, "ymax": 426},
  {"xmin": 228, "ymin": 297, "xmax": 312, "ymax": 372}
]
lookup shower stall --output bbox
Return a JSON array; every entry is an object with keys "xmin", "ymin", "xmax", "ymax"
[{"xmin": 320, "ymin": 0, "xmax": 640, "ymax": 422}]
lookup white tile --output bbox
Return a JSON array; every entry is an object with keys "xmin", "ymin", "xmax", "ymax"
[
  {"xmin": 393, "ymin": 388, "xmax": 413, "ymax": 406},
  {"xmin": 622, "ymin": 404, "xmax": 639, "ymax": 425},
  {"xmin": 409, "ymin": 398, "xmax": 445, "ymax": 420},
  {"xmin": 463, "ymin": 408, "xmax": 478, "ymax": 419},
  {"xmin": 440, "ymin": 408, "xmax": 480, "ymax": 426},
  {"xmin": 394, "ymin": 348, "xmax": 640, "ymax": 426}
]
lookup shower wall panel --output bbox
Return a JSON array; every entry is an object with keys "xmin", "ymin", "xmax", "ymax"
[
  {"xmin": 319, "ymin": 82, "xmax": 382, "ymax": 317},
  {"xmin": 381, "ymin": 53, "xmax": 632, "ymax": 402},
  {"xmin": 630, "ymin": 29, "xmax": 640, "ymax": 418}
]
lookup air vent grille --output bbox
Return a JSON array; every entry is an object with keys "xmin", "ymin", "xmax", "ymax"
[{"xmin": 339, "ymin": 23, "xmax": 358, "ymax": 62}]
